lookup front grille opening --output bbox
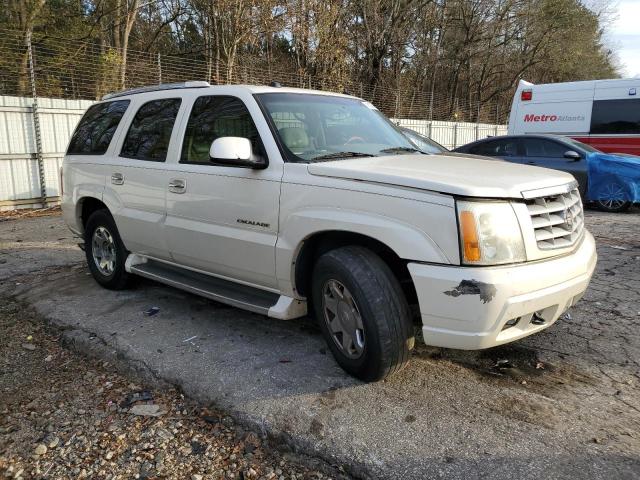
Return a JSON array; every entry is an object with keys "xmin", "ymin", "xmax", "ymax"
[
  {"xmin": 525, "ymin": 188, "xmax": 584, "ymax": 250},
  {"xmin": 502, "ymin": 317, "xmax": 520, "ymax": 330},
  {"xmin": 531, "ymin": 311, "xmax": 546, "ymax": 325}
]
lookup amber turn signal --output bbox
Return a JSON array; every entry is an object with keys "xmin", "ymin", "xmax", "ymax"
[{"xmin": 460, "ymin": 211, "xmax": 480, "ymax": 262}]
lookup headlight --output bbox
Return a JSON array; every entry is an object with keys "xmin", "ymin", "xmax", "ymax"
[{"xmin": 457, "ymin": 200, "xmax": 526, "ymax": 265}]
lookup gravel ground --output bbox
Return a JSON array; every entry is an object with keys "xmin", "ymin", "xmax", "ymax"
[
  {"xmin": 0, "ymin": 295, "xmax": 345, "ymax": 480},
  {"xmin": 0, "ymin": 206, "xmax": 639, "ymax": 479}
]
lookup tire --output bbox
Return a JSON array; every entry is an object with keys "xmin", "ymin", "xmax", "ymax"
[
  {"xmin": 84, "ymin": 209, "xmax": 131, "ymax": 290},
  {"xmin": 311, "ymin": 246, "xmax": 414, "ymax": 381},
  {"xmin": 594, "ymin": 179, "xmax": 632, "ymax": 213}
]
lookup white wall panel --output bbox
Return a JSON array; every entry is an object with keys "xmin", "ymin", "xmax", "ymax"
[{"xmin": 0, "ymin": 95, "xmax": 93, "ymax": 207}]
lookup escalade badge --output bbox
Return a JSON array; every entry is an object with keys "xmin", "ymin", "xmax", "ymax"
[{"xmin": 237, "ymin": 218, "xmax": 270, "ymax": 228}]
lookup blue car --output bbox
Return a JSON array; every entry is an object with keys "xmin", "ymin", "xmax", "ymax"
[{"xmin": 454, "ymin": 134, "xmax": 639, "ymax": 212}]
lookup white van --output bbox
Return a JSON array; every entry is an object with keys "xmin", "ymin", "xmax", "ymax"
[{"xmin": 508, "ymin": 78, "xmax": 640, "ymax": 156}]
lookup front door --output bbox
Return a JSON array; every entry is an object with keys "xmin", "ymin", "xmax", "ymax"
[
  {"xmin": 520, "ymin": 138, "xmax": 588, "ymax": 195},
  {"xmin": 164, "ymin": 95, "xmax": 281, "ymax": 289}
]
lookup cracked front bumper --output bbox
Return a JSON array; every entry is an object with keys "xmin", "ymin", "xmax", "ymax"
[{"xmin": 408, "ymin": 231, "xmax": 597, "ymax": 350}]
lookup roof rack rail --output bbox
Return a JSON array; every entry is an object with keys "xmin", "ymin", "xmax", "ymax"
[{"xmin": 102, "ymin": 81, "xmax": 211, "ymax": 100}]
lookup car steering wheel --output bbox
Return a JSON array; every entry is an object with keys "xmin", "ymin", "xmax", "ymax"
[{"xmin": 345, "ymin": 136, "xmax": 366, "ymax": 145}]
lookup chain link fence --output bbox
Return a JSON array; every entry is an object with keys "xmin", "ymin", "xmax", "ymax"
[
  {"xmin": 0, "ymin": 29, "xmax": 509, "ymax": 211},
  {"xmin": 0, "ymin": 30, "xmax": 506, "ymax": 124}
]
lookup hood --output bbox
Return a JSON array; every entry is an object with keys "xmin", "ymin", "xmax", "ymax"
[{"xmin": 307, "ymin": 154, "xmax": 575, "ymax": 199}]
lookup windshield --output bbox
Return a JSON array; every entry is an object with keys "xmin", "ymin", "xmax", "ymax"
[
  {"xmin": 563, "ymin": 137, "xmax": 601, "ymax": 153},
  {"xmin": 256, "ymin": 93, "xmax": 418, "ymax": 162},
  {"xmin": 401, "ymin": 128, "xmax": 447, "ymax": 154}
]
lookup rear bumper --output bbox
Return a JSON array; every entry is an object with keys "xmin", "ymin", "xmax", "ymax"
[{"xmin": 408, "ymin": 231, "xmax": 597, "ymax": 350}]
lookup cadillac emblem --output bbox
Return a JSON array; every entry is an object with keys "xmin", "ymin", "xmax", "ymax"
[{"xmin": 564, "ymin": 209, "xmax": 574, "ymax": 229}]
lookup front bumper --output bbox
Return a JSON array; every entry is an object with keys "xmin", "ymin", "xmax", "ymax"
[{"xmin": 407, "ymin": 231, "xmax": 597, "ymax": 350}]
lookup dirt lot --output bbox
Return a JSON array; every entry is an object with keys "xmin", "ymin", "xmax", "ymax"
[
  {"xmin": 0, "ymin": 207, "xmax": 639, "ymax": 479},
  {"xmin": 0, "ymin": 293, "xmax": 342, "ymax": 480}
]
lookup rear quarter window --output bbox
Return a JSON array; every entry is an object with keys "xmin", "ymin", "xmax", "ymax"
[
  {"xmin": 66, "ymin": 100, "xmax": 130, "ymax": 155},
  {"xmin": 590, "ymin": 99, "xmax": 640, "ymax": 134}
]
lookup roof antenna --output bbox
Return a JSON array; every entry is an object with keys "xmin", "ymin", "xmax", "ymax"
[{"xmin": 270, "ymin": 81, "xmax": 282, "ymax": 88}]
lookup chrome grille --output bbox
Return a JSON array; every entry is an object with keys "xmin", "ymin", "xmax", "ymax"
[{"xmin": 526, "ymin": 188, "xmax": 584, "ymax": 250}]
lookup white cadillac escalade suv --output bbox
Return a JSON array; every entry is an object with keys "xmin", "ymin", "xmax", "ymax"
[{"xmin": 61, "ymin": 82, "xmax": 597, "ymax": 381}]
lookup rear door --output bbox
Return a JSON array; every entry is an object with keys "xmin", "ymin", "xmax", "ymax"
[
  {"xmin": 105, "ymin": 96, "xmax": 183, "ymax": 259},
  {"xmin": 163, "ymin": 93, "xmax": 282, "ymax": 289}
]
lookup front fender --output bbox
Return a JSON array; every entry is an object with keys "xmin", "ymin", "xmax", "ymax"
[{"xmin": 275, "ymin": 205, "xmax": 457, "ymax": 296}]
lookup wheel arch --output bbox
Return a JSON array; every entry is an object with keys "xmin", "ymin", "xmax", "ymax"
[
  {"xmin": 77, "ymin": 196, "xmax": 110, "ymax": 232},
  {"xmin": 292, "ymin": 230, "xmax": 419, "ymax": 313}
]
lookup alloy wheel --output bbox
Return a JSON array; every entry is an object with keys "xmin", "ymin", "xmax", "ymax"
[
  {"xmin": 597, "ymin": 182, "xmax": 627, "ymax": 211},
  {"xmin": 322, "ymin": 279, "xmax": 365, "ymax": 359},
  {"xmin": 91, "ymin": 226, "xmax": 116, "ymax": 276}
]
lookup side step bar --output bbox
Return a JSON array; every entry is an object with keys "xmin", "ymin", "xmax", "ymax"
[{"xmin": 126, "ymin": 256, "xmax": 306, "ymax": 319}]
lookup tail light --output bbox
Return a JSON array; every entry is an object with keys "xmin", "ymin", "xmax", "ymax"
[{"xmin": 521, "ymin": 89, "xmax": 533, "ymax": 101}]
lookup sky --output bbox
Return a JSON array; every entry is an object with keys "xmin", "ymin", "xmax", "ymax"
[{"xmin": 608, "ymin": 0, "xmax": 640, "ymax": 77}]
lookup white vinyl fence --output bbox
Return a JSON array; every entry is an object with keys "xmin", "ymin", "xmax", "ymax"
[
  {"xmin": 392, "ymin": 118, "xmax": 508, "ymax": 150},
  {"xmin": 0, "ymin": 95, "xmax": 93, "ymax": 210},
  {"xmin": 0, "ymin": 95, "xmax": 507, "ymax": 210}
]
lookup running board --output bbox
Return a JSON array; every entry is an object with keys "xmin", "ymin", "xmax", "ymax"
[{"xmin": 126, "ymin": 256, "xmax": 306, "ymax": 319}]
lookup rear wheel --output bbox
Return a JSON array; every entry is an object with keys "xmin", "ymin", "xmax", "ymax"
[
  {"xmin": 594, "ymin": 180, "xmax": 631, "ymax": 213},
  {"xmin": 311, "ymin": 246, "xmax": 414, "ymax": 381},
  {"xmin": 84, "ymin": 209, "xmax": 131, "ymax": 290}
]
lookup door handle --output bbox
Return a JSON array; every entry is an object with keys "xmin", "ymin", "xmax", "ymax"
[
  {"xmin": 111, "ymin": 172, "xmax": 124, "ymax": 185},
  {"xmin": 168, "ymin": 179, "xmax": 186, "ymax": 194}
]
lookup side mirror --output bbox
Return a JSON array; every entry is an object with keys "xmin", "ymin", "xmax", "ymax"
[
  {"xmin": 209, "ymin": 137, "xmax": 266, "ymax": 169},
  {"xmin": 564, "ymin": 150, "xmax": 582, "ymax": 161}
]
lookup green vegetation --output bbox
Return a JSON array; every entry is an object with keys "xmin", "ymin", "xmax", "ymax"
[{"xmin": 0, "ymin": 0, "xmax": 618, "ymax": 122}]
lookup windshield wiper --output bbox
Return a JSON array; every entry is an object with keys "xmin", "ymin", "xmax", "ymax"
[
  {"xmin": 379, "ymin": 146, "xmax": 421, "ymax": 154},
  {"xmin": 309, "ymin": 151, "xmax": 377, "ymax": 162}
]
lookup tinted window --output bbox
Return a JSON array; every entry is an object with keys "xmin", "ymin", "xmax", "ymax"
[
  {"xmin": 522, "ymin": 139, "xmax": 567, "ymax": 158},
  {"xmin": 590, "ymin": 99, "xmax": 640, "ymax": 134},
  {"xmin": 181, "ymin": 96, "xmax": 262, "ymax": 164},
  {"xmin": 469, "ymin": 139, "xmax": 519, "ymax": 157},
  {"xmin": 121, "ymin": 98, "xmax": 181, "ymax": 161},
  {"xmin": 67, "ymin": 100, "xmax": 129, "ymax": 155}
]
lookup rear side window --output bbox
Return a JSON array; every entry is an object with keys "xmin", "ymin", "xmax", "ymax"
[
  {"xmin": 121, "ymin": 98, "xmax": 182, "ymax": 161},
  {"xmin": 469, "ymin": 139, "xmax": 519, "ymax": 157},
  {"xmin": 181, "ymin": 96, "xmax": 262, "ymax": 164},
  {"xmin": 67, "ymin": 100, "xmax": 129, "ymax": 155},
  {"xmin": 590, "ymin": 99, "xmax": 640, "ymax": 134}
]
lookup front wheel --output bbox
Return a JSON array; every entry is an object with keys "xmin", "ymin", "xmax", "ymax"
[
  {"xmin": 594, "ymin": 180, "xmax": 631, "ymax": 213},
  {"xmin": 84, "ymin": 209, "xmax": 131, "ymax": 290},
  {"xmin": 311, "ymin": 246, "xmax": 414, "ymax": 382}
]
